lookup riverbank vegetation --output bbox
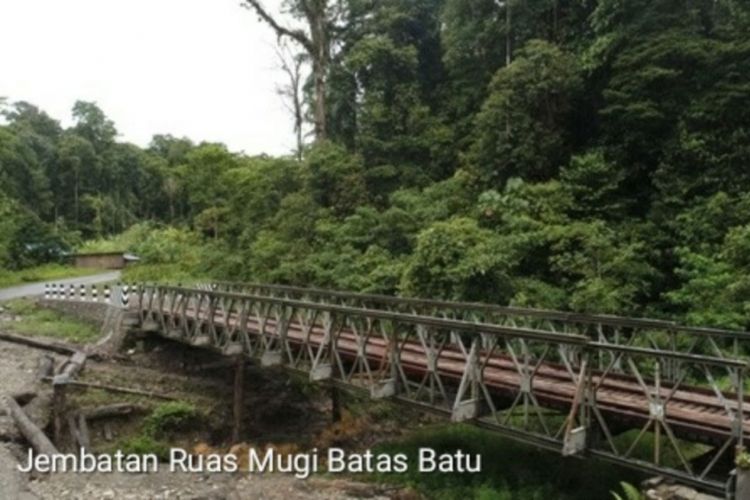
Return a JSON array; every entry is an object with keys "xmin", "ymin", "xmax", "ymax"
[{"xmin": 371, "ymin": 424, "xmax": 643, "ymax": 499}]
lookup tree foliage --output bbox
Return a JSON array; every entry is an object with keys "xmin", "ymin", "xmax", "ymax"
[{"xmin": 2, "ymin": 0, "xmax": 749, "ymax": 330}]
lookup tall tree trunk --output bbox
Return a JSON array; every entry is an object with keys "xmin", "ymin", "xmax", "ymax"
[
  {"xmin": 295, "ymin": 100, "xmax": 304, "ymax": 160},
  {"xmin": 243, "ymin": 0, "xmax": 330, "ymax": 142},
  {"xmin": 309, "ymin": 6, "xmax": 328, "ymax": 140},
  {"xmin": 275, "ymin": 44, "xmax": 306, "ymax": 160}
]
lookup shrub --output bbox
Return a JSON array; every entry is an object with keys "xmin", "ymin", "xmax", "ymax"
[
  {"xmin": 115, "ymin": 435, "xmax": 170, "ymax": 461},
  {"xmin": 143, "ymin": 401, "xmax": 200, "ymax": 438}
]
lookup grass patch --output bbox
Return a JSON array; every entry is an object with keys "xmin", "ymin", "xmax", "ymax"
[
  {"xmin": 111, "ymin": 434, "xmax": 171, "ymax": 461},
  {"xmin": 0, "ymin": 264, "xmax": 104, "ymax": 288},
  {"xmin": 70, "ymin": 387, "xmax": 155, "ymax": 409},
  {"xmin": 610, "ymin": 428, "xmax": 711, "ymax": 466},
  {"xmin": 369, "ymin": 424, "xmax": 642, "ymax": 500},
  {"xmin": 0, "ymin": 298, "xmax": 100, "ymax": 343},
  {"xmin": 108, "ymin": 401, "xmax": 202, "ymax": 462}
]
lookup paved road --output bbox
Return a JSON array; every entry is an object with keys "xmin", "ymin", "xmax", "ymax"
[{"xmin": 0, "ymin": 271, "xmax": 120, "ymax": 301}]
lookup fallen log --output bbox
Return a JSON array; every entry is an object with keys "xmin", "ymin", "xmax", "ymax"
[
  {"xmin": 82, "ymin": 403, "xmax": 147, "ymax": 420},
  {"xmin": 54, "ymin": 351, "xmax": 87, "ymax": 383},
  {"xmin": 0, "ymin": 333, "xmax": 105, "ymax": 362},
  {"xmin": 43, "ymin": 378, "xmax": 175, "ymax": 401},
  {"xmin": 52, "ymin": 351, "xmax": 86, "ymax": 443},
  {"xmin": 0, "ymin": 332, "xmax": 76, "ymax": 355},
  {"xmin": 2, "ymin": 395, "xmax": 58, "ymax": 455},
  {"xmin": 0, "ymin": 391, "xmax": 36, "ymax": 416},
  {"xmin": 20, "ymin": 391, "xmax": 52, "ymax": 430}
]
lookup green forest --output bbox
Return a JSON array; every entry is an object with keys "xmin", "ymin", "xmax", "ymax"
[{"xmin": 1, "ymin": 0, "xmax": 749, "ymax": 329}]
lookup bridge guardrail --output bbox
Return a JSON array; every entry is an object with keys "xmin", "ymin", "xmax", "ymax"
[{"xmin": 44, "ymin": 282, "xmax": 138, "ymax": 307}]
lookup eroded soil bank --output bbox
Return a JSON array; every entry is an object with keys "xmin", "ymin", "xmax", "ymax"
[{"xmin": 0, "ymin": 300, "xmax": 421, "ymax": 499}]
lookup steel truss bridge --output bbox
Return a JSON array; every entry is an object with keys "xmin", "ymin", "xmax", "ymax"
[{"xmin": 47, "ymin": 281, "xmax": 750, "ymax": 497}]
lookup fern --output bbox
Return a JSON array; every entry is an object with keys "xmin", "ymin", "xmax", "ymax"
[{"xmin": 611, "ymin": 481, "xmax": 642, "ymax": 500}]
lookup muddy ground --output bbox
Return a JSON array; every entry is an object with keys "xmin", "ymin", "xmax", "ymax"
[{"xmin": 0, "ymin": 301, "xmax": 425, "ymax": 499}]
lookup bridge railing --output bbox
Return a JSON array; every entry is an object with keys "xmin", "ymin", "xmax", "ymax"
[
  {"xmin": 585, "ymin": 341, "xmax": 746, "ymax": 492},
  {"xmin": 208, "ymin": 281, "xmax": 750, "ymax": 382},
  {"xmin": 138, "ymin": 284, "xmax": 748, "ymax": 496}
]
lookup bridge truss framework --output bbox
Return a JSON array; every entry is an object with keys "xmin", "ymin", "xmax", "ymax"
[{"xmin": 44, "ymin": 280, "xmax": 749, "ymax": 497}]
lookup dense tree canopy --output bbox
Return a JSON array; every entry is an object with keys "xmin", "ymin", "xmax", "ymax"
[{"xmin": 1, "ymin": 0, "xmax": 749, "ymax": 329}]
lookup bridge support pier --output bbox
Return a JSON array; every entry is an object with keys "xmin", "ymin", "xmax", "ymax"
[{"xmin": 232, "ymin": 357, "xmax": 244, "ymax": 443}]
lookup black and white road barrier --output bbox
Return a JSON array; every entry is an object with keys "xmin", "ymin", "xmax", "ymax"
[{"xmin": 42, "ymin": 282, "xmax": 140, "ymax": 309}]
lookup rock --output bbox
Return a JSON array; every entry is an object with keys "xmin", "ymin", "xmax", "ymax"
[
  {"xmin": 643, "ymin": 476, "xmax": 665, "ymax": 489},
  {"xmin": 645, "ymin": 484, "xmax": 721, "ymax": 500}
]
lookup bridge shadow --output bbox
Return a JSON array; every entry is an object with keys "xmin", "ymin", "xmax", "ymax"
[{"xmin": 131, "ymin": 334, "xmax": 333, "ymax": 445}]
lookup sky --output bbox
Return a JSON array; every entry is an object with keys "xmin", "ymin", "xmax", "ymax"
[{"xmin": 0, "ymin": 0, "xmax": 298, "ymax": 156}]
